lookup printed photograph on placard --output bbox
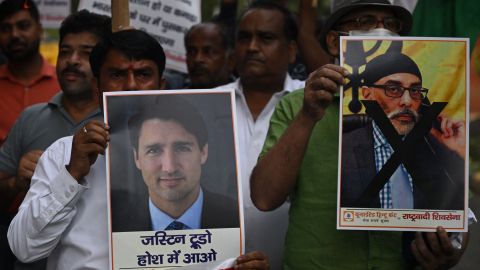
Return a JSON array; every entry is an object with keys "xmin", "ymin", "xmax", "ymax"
[
  {"xmin": 337, "ymin": 37, "xmax": 469, "ymax": 232},
  {"xmin": 104, "ymin": 90, "xmax": 244, "ymax": 269}
]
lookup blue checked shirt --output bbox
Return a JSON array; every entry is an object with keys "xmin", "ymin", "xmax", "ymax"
[{"xmin": 372, "ymin": 122, "xmax": 413, "ymax": 208}]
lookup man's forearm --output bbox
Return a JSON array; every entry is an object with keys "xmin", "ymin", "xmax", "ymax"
[{"xmin": 251, "ymin": 109, "xmax": 317, "ymax": 211}]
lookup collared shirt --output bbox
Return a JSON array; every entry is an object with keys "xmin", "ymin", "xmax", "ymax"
[
  {"xmin": 372, "ymin": 121, "xmax": 413, "ymax": 208},
  {"xmin": 0, "ymin": 92, "xmax": 101, "ymax": 175},
  {"xmin": 8, "ymin": 136, "xmax": 109, "ymax": 270},
  {"xmin": 215, "ymin": 74, "xmax": 305, "ymax": 270},
  {"xmin": 149, "ymin": 189, "xmax": 203, "ymax": 230},
  {"xmin": 0, "ymin": 59, "xmax": 60, "ymax": 144}
]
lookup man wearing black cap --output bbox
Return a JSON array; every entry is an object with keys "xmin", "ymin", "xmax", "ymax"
[
  {"xmin": 251, "ymin": 1, "xmax": 468, "ymax": 269},
  {"xmin": 341, "ymin": 52, "xmax": 465, "ymax": 210}
]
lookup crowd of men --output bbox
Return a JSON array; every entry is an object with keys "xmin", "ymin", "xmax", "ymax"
[{"xmin": 0, "ymin": 0, "xmax": 475, "ymax": 269}]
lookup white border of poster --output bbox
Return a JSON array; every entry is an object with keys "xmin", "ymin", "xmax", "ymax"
[
  {"xmin": 336, "ymin": 36, "xmax": 469, "ymax": 232},
  {"xmin": 104, "ymin": 89, "xmax": 244, "ymax": 269}
]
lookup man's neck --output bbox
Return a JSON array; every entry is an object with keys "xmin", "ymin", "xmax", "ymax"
[
  {"xmin": 151, "ymin": 189, "xmax": 200, "ymax": 219},
  {"xmin": 7, "ymin": 53, "xmax": 43, "ymax": 85},
  {"xmin": 61, "ymin": 93, "xmax": 99, "ymax": 124},
  {"xmin": 241, "ymin": 74, "xmax": 286, "ymax": 121}
]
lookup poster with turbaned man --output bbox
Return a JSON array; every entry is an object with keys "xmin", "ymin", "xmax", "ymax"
[{"xmin": 337, "ymin": 36, "xmax": 469, "ymax": 232}]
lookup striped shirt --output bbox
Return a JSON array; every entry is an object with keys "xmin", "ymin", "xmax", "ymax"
[{"xmin": 372, "ymin": 122, "xmax": 413, "ymax": 208}]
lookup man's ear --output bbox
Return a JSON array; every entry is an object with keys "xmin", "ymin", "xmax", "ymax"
[
  {"xmin": 133, "ymin": 148, "xmax": 141, "ymax": 170},
  {"xmin": 159, "ymin": 77, "xmax": 166, "ymax": 90},
  {"xmin": 200, "ymin": 144, "xmax": 208, "ymax": 165},
  {"xmin": 326, "ymin": 30, "xmax": 340, "ymax": 57},
  {"xmin": 361, "ymin": 86, "xmax": 373, "ymax": 99}
]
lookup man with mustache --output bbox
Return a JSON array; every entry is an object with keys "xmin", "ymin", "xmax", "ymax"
[
  {"xmin": 250, "ymin": 1, "xmax": 471, "ymax": 269},
  {"xmin": 184, "ymin": 22, "xmax": 234, "ymax": 89},
  {"xmin": 111, "ymin": 96, "xmax": 239, "ymax": 232},
  {"xmin": 0, "ymin": 0, "xmax": 60, "ymax": 146},
  {"xmin": 214, "ymin": 2, "xmax": 304, "ymax": 269},
  {"xmin": 8, "ymin": 29, "xmax": 269, "ymax": 270},
  {"xmin": 0, "ymin": 9, "xmax": 110, "ymax": 269},
  {"xmin": 341, "ymin": 52, "xmax": 465, "ymax": 210}
]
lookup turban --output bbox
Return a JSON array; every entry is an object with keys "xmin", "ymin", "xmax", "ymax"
[{"xmin": 362, "ymin": 52, "xmax": 422, "ymax": 86}]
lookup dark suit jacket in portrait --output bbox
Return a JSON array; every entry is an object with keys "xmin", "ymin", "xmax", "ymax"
[
  {"xmin": 111, "ymin": 187, "xmax": 240, "ymax": 232},
  {"xmin": 341, "ymin": 123, "xmax": 465, "ymax": 210}
]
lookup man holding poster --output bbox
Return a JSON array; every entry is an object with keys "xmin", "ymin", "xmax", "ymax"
[
  {"xmin": 112, "ymin": 95, "xmax": 240, "ymax": 231},
  {"xmin": 250, "ymin": 1, "xmax": 472, "ymax": 269},
  {"xmin": 9, "ymin": 28, "xmax": 267, "ymax": 270}
]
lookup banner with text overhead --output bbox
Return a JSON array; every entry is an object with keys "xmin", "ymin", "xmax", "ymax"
[
  {"xmin": 33, "ymin": 0, "xmax": 71, "ymax": 28},
  {"xmin": 104, "ymin": 90, "xmax": 244, "ymax": 269},
  {"xmin": 79, "ymin": 0, "xmax": 201, "ymax": 73},
  {"xmin": 337, "ymin": 37, "xmax": 469, "ymax": 232}
]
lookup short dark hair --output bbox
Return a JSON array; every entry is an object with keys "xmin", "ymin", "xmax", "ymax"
[
  {"xmin": 239, "ymin": 0, "xmax": 298, "ymax": 42},
  {"xmin": 0, "ymin": 0, "xmax": 39, "ymax": 22},
  {"xmin": 185, "ymin": 21, "xmax": 233, "ymax": 51},
  {"xmin": 128, "ymin": 95, "xmax": 208, "ymax": 151},
  {"xmin": 89, "ymin": 29, "xmax": 166, "ymax": 79},
  {"xmin": 59, "ymin": 10, "xmax": 111, "ymax": 46}
]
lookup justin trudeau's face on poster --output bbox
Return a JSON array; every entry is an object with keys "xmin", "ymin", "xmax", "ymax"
[{"xmin": 133, "ymin": 118, "xmax": 208, "ymax": 209}]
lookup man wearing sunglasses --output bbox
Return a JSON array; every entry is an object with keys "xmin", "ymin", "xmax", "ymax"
[{"xmin": 341, "ymin": 52, "xmax": 465, "ymax": 211}]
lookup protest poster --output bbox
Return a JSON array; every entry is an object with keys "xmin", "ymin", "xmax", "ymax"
[
  {"xmin": 33, "ymin": 0, "xmax": 70, "ymax": 28},
  {"xmin": 78, "ymin": 0, "xmax": 201, "ymax": 73},
  {"xmin": 103, "ymin": 90, "xmax": 244, "ymax": 269},
  {"xmin": 337, "ymin": 37, "xmax": 469, "ymax": 232}
]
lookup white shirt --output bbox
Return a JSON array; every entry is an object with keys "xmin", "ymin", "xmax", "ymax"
[
  {"xmin": 215, "ymin": 75, "xmax": 305, "ymax": 270},
  {"xmin": 8, "ymin": 136, "xmax": 109, "ymax": 270}
]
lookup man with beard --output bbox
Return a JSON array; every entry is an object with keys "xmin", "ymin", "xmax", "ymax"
[
  {"xmin": 251, "ymin": 1, "xmax": 471, "ymax": 269},
  {"xmin": 8, "ymin": 29, "xmax": 269, "ymax": 270},
  {"xmin": 340, "ymin": 52, "xmax": 465, "ymax": 210},
  {"xmin": 0, "ymin": 0, "xmax": 60, "ymax": 146},
  {"xmin": 0, "ymin": 10, "xmax": 110, "ymax": 269},
  {"xmin": 184, "ymin": 22, "xmax": 234, "ymax": 89}
]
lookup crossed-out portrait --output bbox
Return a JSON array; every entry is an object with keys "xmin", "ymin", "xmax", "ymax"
[{"xmin": 338, "ymin": 37, "xmax": 468, "ymax": 231}]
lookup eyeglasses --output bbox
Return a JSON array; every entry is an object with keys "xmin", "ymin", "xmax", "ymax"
[
  {"xmin": 337, "ymin": 15, "xmax": 403, "ymax": 33},
  {"xmin": 368, "ymin": 84, "xmax": 428, "ymax": 100}
]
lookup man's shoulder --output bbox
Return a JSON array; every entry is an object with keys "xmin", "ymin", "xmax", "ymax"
[
  {"xmin": 274, "ymin": 89, "xmax": 305, "ymax": 114},
  {"xmin": 202, "ymin": 190, "xmax": 239, "ymax": 228},
  {"xmin": 285, "ymin": 76, "xmax": 305, "ymax": 92},
  {"xmin": 213, "ymin": 80, "xmax": 238, "ymax": 91},
  {"xmin": 40, "ymin": 57, "xmax": 57, "ymax": 78},
  {"xmin": 18, "ymin": 102, "xmax": 52, "ymax": 121},
  {"xmin": 204, "ymin": 190, "xmax": 237, "ymax": 206},
  {"xmin": 343, "ymin": 123, "xmax": 372, "ymax": 140}
]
